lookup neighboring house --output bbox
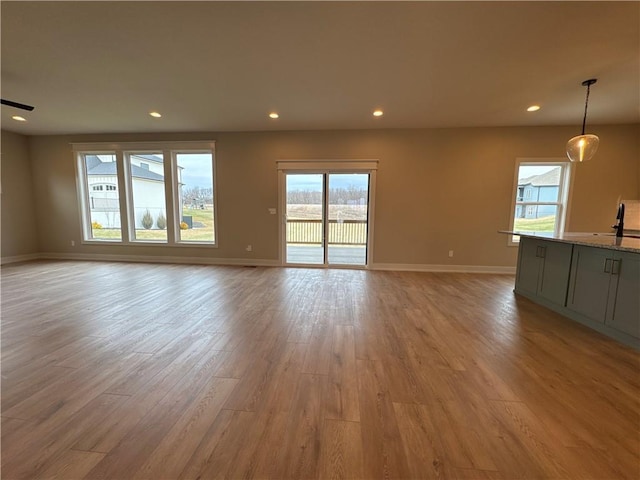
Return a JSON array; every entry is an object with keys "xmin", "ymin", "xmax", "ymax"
[
  {"xmin": 515, "ymin": 167, "xmax": 560, "ymax": 219},
  {"xmin": 86, "ymin": 154, "xmax": 171, "ymax": 229}
]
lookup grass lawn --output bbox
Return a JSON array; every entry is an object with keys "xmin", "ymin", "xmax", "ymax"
[
  {"xmin": 180, "ymin": 207, "xmax": 215, "ymax": 242},
  {"xmin": 91, "ymin": 207, "xmax": 215, "ymax": 242},
  {"xmin": 514, "ymin": 215, "xmax": 556, "ymax": 232}
]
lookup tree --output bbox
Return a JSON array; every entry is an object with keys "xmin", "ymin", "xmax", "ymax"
[
  {"xmin": 156, "ymin": 211, "xmax": 166, "ymax": 230},
  {"xmin": 182, "ymin": 185, "xmax": 214, "ymax": 207},
  {"xmin": 141, "ymin": 209, "xmax": 154, "ymax": 229},
  {"xmin": 286, "ymin": 187, "xmax": 367, "ymax": 205}
]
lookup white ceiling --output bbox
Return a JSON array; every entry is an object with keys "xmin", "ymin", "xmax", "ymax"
[{"xmin": 1, "ymin": 1, "xmax": 639, "ymax": 135}]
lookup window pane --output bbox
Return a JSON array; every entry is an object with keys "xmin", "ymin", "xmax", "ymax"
[
  {"xmin": 128, "ymin": 152, "xmax": 167, "ymax": 242},
  {"xmin": 514, "ymin": 205, "xmax": 558, "ymax": 237},
  {"xmin": 286, "ymin": 174, "xmax": 324, "ymax": 264},
  {"xmin": 327, "ymin": 173, "xmax": 369, "ymax": 266},
  {"xmin": 84, "ymin": 153, "xmax": 122, "ymax": 240},
  {"xmin": 176, "ymin": 153, "xmax": 215, "ymax": 243},
  {"xmin": 515, "ymin": 165, "xmax": 562, "ymax": 202}
]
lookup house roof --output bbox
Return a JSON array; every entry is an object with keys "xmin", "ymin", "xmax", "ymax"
[
  {"xmin": 133, "ymin": 154, "xmax": 163, "ymax": 164},
  {"xmin": 1, "ymin": 2, "xmax": 638, "ymax": 135},
  {"xmin": 519, "ymin": 167, "xmax": 561, "ymax": 187},
  {"xmin": 86, "ymin": 155, "xmax": 164, "ymax": 182}
]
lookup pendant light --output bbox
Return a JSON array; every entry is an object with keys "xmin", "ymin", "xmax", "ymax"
[{"xmin": 566, "ymin": 79, "xmax": 599, "ymax": 163}]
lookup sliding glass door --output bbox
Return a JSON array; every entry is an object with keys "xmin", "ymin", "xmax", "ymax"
[
  {"xmin": 284, "ymin": 172, "xmax": 370, "ymax": 267},
  {"xmin": 327, "ymin": 174, "xmax": 369, "ymax": 265},
  {"xmin": 285, "ymin": 174, "xmax": 325, "ymax": 265}
]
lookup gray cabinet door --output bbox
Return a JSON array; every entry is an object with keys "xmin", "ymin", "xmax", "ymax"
[
  {"xmin": 516, "ymin": 237, "xmax": 541, "ymax": 297},
  {"xmin": 606, "ymin": 251, "xmax": 640, "ymax": 338},
  {"xmin": 567, "ymin": 246, "xmax": 611, "ymax": 323},
  {"xmin": 538, "ymin": 241, "xmax": 573, "ymax": 306}
]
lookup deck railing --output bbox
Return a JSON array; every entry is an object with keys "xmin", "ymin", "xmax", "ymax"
[{"xmin": 286, "ymin": 219, "xmax": 367, "ymax": 245}]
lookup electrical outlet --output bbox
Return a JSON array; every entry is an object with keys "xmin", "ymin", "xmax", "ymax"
[
  {"xmin": 448, "ymin": 250, "xmax": 454, "ymax": 257},
  {"xmin": 71, "ymin": 240, "xmax": 75, "ymax": 247},
  {"xmin": 246, "ymin": 245, "xmax": 252, "ymax": 252}
]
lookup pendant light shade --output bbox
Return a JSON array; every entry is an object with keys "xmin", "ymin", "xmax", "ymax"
[
  {"xmin": 566, "ymin": 79, "xmax": 599, "ymax": 163},
  {"xmin": 566, "ymin": 133, "xmax": 599, "ymax": 163}
]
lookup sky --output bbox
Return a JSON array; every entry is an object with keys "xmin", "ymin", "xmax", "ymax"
[
  {"xmin": 177, "ymin": 153, "xmax": 213, "ymax": 189},
  {"xmin": 95, "ymin": 153, "xmax": 214, "ymax": 189},
  {"xmin": 517, "ymin": 165, "xmax": 558, "ymax": 182},
  {"xmin": 97, "ymin": 153, "xmax": 369, "ymax": 192},
  {"xmin": 177, "ymin": 161, "xmax": 371, "ymax": 192},
  {"xmin": 286, "ymin": 173, "xmax": 369, "ymax": 191}
]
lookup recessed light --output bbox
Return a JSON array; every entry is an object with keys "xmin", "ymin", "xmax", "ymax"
[
  {"xmin": 373, "ymin": 110, "xmax": 384, "ymax": 117},
  {"xmin": 269, "ymin": 112, "xmax": 279, "ymax": 119},
  {"xmin": 12, "ymin": 115, "xmax": 26, "ymax": 122},
  {"xmin": 149, "ymin": 111, "xmax": 162, "ymax": 118},
  {"xmin": 527, "ymin": 105, "xmax": 541, "ymax": 112}
]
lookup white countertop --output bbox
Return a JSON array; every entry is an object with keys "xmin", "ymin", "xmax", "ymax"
[{"xmin": 499, "ymin": 231, "xmax": 640, "ymax": 253}]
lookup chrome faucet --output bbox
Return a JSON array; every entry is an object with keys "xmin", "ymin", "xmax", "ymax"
[{"xmin": 612, "ymin": 203, "xmax": 625, "ymax": 238}]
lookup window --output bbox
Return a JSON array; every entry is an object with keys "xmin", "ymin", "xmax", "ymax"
[
  {"xmin": 91, "ymin": 184, "xmax": 117, "ymax": 192},
  {"xmin": 74, "ymin": 141, "xmax": 216, "ymax": 246},
  {"xmin": 175, "ymin": 152, "xmax": 216, "ymax": 243},
  {"xmin": 126, "ymin": 152, "xmax": 168, "ymax": 242},
  {"xmin": 508, "ymin": 160, "xmax": 571, "ymax": 244},
  {"xmin": 77, "ymin": 153, "xmax": 123, "ymax": 241}
]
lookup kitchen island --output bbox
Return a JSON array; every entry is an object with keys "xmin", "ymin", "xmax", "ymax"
[{"xmin": 504, "ymin": 231, "xmax": 640, "ymax": 349}]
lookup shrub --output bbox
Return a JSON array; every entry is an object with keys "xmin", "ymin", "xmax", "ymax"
[
  {"xmin": 180, "ymin": 221, "xmax": 189, "ymax": 230},
  {"xmin": 156, "ymin": 212, "xmax": 167, "ymax": 230},
  {"xmin": 91, "ymin": 221, "xmax": 102, "ymax": 229},
  {"xmin": 141, "ymin": 209, "xmax": 154, "ymax": 230}
]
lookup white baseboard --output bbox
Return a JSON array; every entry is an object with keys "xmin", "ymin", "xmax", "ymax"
[
  {"xmin": 38, "ymin": 252, "xmax": 280, "ymax": 268},
  {"xmin": 3, "ymin": 252, "xmax": 515, "ymax": 274},
  {"xmin": 371, "ymin": 263, "xmax": 516, "ymax": 274},
  {"xmin": 1, "ymin": 253, "xmax": 41, "ymax": 265}
]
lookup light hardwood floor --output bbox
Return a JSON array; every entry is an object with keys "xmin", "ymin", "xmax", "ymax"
[{"xmin": 1, "ymin": 260, "xmax": 638, "ymax": 479}]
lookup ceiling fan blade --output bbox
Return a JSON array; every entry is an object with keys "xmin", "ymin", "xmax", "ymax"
[{"xmin": 1, "ymin": 99, "xmax": 35, "ymax": 111}]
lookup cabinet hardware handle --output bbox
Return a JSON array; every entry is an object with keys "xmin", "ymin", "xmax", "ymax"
[
  {"xmin": 604, "ymin": 258, "xmax": 612, "ymax": 273},
  {"xmin": 612, "ymin": 259, "xmax": 621, "ymax": 275},
  {"xmin": 539, "ymin": 246, "xmax": 546, "ymax": 259}
]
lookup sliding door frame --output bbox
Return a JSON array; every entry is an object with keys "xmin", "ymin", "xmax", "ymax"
[{"xmin": 277, "ymin": 160, "xmax": 378, "ymax": 268}]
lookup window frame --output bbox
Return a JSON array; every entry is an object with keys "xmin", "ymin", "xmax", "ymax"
[
  {"xmin": 124, "ymin": 150, "xmax": 169, "ymax": 244},
  {"xmin": 507, "ymin": 158, "xmax": 573, "ymax": 246},
  {"xmin": 73, "ymin": 141, "xmax": 217, "ymax": 248},
  {"xmin": 75, "ymin": 150, "xmax": 124, "ymax": 242},
  {"xmin": 171, "ymin": 150, "xmax": 218, "ymax": 245}
]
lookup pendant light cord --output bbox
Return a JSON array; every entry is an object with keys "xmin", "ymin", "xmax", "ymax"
[{"xmin": 581, "ymin": 83, "xmax": 591, "ymax": 136}]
